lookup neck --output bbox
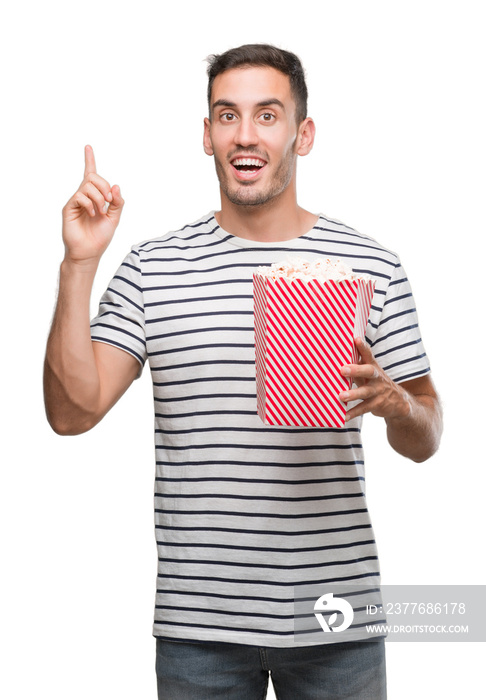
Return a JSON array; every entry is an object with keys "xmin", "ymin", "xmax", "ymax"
[{"xmin": 215, "ymin": 187, "xmax": 318, "ymax": 242}]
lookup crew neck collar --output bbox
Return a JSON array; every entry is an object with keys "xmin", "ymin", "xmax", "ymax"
[{"xmin": 210, "ymin": 211, "xmax": 322, "ymax": 248}]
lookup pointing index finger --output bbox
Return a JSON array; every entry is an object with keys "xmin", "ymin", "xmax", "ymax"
[{"xmin": 84, "ymin": 144, "xmax": 97, "ymax": 178}]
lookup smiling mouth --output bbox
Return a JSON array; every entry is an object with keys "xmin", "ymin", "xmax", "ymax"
[{"xmin": 231, "ymin": 157, "xmax": 267, "ymax": 173}]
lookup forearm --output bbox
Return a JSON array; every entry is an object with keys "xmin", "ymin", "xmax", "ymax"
[
  {"xmin": 385, "ymin": 389, "xmax": 443, "ymax": 463},
  {"xmin": 44, "ymin": 259, "xmax": 101, "ymax": 435}
]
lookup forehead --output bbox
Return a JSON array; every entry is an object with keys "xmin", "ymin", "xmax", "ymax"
[{"xmin": 210, "ymin": 66, "xmax": 294, "ymax": 112}]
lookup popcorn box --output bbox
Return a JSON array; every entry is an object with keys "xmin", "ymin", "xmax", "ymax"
[{"xmin": 253, "ymin": 266, "xmax": 375, "ymax": 428}]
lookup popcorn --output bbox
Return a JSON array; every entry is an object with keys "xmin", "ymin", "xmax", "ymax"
[
  {"xmin": 256, "ymin": 255, "xmax": 372, "ymax": 284},
  {"xmin": 253, "ymin": 256, "xmax": 376, "ymax": 428}
]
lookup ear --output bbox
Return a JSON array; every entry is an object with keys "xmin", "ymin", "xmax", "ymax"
[
  {"xmin": 203, "ymin": 117, "xmax": 213, "ymax": 156},
  {"xmin": 296, "ymin": 117, "xmax": 316, "ymax": 156}
]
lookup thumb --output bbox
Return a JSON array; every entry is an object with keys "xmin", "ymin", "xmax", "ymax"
[
  {"xmin": 355, "ymin": 337, "xmax": 374, "ymax": 365},
  {"xmin": 106, "ymin": 184, "xmax": 125, "ymax": 224}
]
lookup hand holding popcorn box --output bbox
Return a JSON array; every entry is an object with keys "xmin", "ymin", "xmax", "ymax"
[{"xmin": 253, "ymin": 257, "xmax": 376, "ymax": 428}]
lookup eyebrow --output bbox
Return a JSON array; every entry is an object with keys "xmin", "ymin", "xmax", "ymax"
[{"xmin": 211, "ymin": 98, "xmax": 286, "ymax": 112}]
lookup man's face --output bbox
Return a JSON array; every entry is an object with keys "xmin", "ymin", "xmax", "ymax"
[{"xmin": 204, "ymin": 66, "xmax": 308, "ymax": 208}]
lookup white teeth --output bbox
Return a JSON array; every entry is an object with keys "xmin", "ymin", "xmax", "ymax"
[{"xmin": 232, "ymin": 158, "xmax": 265, "ymax": 167}]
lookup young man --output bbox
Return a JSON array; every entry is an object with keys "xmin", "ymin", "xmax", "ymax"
[{"xmin": 44, "ymin": 44, "xmax": 442, "ymax": 699}]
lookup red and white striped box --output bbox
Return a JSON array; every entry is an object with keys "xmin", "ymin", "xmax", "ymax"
[{"xmin": 253, "ymin": 269, "xmax": 375, "ymax": 428}]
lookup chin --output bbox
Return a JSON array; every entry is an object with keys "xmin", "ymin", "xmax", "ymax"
[{"xmin": 227, "ymin": 191, "xmax": 271, "ymax": 207}]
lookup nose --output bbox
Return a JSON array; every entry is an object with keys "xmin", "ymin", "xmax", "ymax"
[{"xmin": 234, "ymin": 116, "xmax": 258, "ymax": 148}]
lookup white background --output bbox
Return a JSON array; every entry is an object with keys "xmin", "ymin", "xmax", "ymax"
[{"xmin": 1, "ymin": 1, "xmax": 484, "ymax": 698}]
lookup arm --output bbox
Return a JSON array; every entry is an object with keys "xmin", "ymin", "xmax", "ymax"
[
  {"xmin": 44, "ymin": 146, "xmax": 139, "ymax": 435},
  {"xmin": 339, "ymin": 337, "xmax": 443, "ymax": 463}
]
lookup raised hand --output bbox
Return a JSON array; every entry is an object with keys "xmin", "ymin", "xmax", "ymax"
[{"xmin": 62, "ymin": 145, "xmax": 124, "ymax": 266}]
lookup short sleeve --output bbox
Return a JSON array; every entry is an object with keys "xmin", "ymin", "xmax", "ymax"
[
  {"xmin": 90, "ymin": 247, "xmax": 147, "ymax": 371},
  {"xmin": 368, "ymin": 258, "xmax": 430, "ymax": 383}
]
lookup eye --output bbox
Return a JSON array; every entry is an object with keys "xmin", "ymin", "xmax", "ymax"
[
  {"xmin": 260, "ymin": 112, "xmax": 276, "ymax": 122},
  {"xmin": 220, "ymin": 112, "xmax": 237, "ymax": 122}
]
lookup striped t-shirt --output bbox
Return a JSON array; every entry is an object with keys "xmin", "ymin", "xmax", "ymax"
[{"xmin": 90, "ymin": 211, "xmax": 430, "ymax": 647}]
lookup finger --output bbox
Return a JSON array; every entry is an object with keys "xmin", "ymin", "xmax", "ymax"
[
  {"xmin": 73, "ymin": 191, "xmax": 97, "ymax": 218},
  {"xmin": 84, "ymin": 172, "xmax": 113, "ymax": 203},
  {"xmin": 339, "ymin": 384, "xmax": 376, "ymax": 404},
  {"xmin": 344, "ymin": 402, "xmax": 368, "ymax": 422},
  {"xmin": 108, "ymin": 184, "xmax": 123, "ymax": 208},
  {"xmin": 341, "ymin": 363, "xmax": 379, "ymax": 380},
  {"xmin": 106, "ymin": 185, "xmax": 124, "ymax": 222},
  {"xmin": 355, "ymin": 337, "xmax": 374, "ymax": 364},
  {"xmin": 84, "ymin": 144, "xmax": 97, "ymax": 178},
  {"xmin": 83, "ymin": 181, "xmax": 109, "ymax": 215}
]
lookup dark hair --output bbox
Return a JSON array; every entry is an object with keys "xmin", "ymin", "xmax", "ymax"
[{"xmin": 206, "ymin": 44, "xmax": 308, "ymax": 124}]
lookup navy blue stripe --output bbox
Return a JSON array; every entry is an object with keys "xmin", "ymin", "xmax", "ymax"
[
  {"xmin": 155, "ymin": 476, "xmax": 364, "ymax": 485},
  {"xmin": 90, "ymin": 322, "xmax": 145, "ymax": 347},
  {"xmin": 156, "ymin": 603, "xmax": 296, "ymax": 620},
  {"xmin": 120, "ymin": 261, "xmax": 141, "ymax": 274},
  {"xmin": 157, "ymin": 588, "xmax": 292, "ymax": 603},
  {"xmin": 382, "ymin": 352, "xmax": 427, "ymax": 372},
  {"xmin": 145, "ymin": 294, "xmax": 253, "ymax": 309},
  {"xmin": 144, "ymin": 278, "xmax": 251, "ymax": 292},
  {"xmin": 394, "ymin": 368, "xmax": 431, "ymax": 383},
  {"xmin": 148, "ymin": 233, "xmax": 236, "ymax": 254},
  {"xmin": 90, "ymin": 321, "xmax": 145, "ymax": 345},
  {"xmin": 142, "ymin": 227, "xmax": 226, "ymax": 253},
  {"xmin": 368, "ymin": 307, "xmax": 417, "ymax": 331},
  {"xmin": 153, "ymin": 620, "xmax": 296, "ymax": 636},
  {"xmin": 373, "ymin": 339, "xmax": 421, "ymax": 360},
  {"xmin": 316, "ymin": 217, "xmax": 386, "ymax": 245},
  {"xmin": 146, "ymin": 326, "xmax": 252, "ymax": 342},
  {"xmin": 154, "ymin": 426, "xmax": 360, "ymax": 436},
  {"xmin": 142, "ymin": 238, "xmax": 396, "ymax": 271},
  {"xmin": 155, "ymin": 523, "xmax": 372, "ymax": 537},
  {"xmin": 157, "ymin": 539, "xmax": 375, "ymax": 554},
  {"xmin": 104, "ymin": 285, "xmax": 143, "ymax": 312},
  {"xmin": 148, "ymin": 342, "xmax": 255, "ymax": 358},
  {"xmin": 158, "ymin": 555, "xmax": 377, "ymax": 571},
  {"xmin": 155, "ymin": 443, "xmax": 362, "ymax": 451},
  {"xmin": 154, "ymin": 492, "xmax": 365, "ymax": 502},
  {"xmin": 157, "ymin": 583, "xmax": 380, "ymax": 603},
  {"xmin": 388, "ymin": 276, "xmax": 408, "ymax": 287},
  {"xmin": 307, "ymin": 228, "xmax": 397, "ymax": 260},
  {"xmin": 146, "ymin": 309, "xmax": 253, "ymax": 325},
  {"xmin": 156, "ymin": 605, "xmax": 373, "ymax": 624},
  {"xmin": 155, "ymin": 620, "xmax": 385, "ymax": 638},
  {"xmin": 112, "ymin": 274, "xmax": 142, "ymax": 294},
  {"xmin": 141, "ymin": 262, "xmax": 259, "ymax": 277},
  {"xmin": 140, "ymin": 259, "xmax": 392, "ymax": 280},
  {"xmin": 384, "ymin": 292, "xmax": 413, "ymax": 306},
  {"xmin": 155, "ymin": 460, "xmax": 364, "ymax": 468},
  {"xmin": 379, "ymin": 295, "xmax": 414, "ymax": 312},
  {"xmin": 154, "ymin": 508, "xmax": 368, "ymax": 519},
  {"xmin": 94, "ymin": 310, "xmax": 143, "ymax": 330},
  {"xmin": 156, "ymin": 570, "xmax": 380, "ymax": 587},
  {"xmin": 370, "ymin": 324, "xmax": 419, "ymax": 346},
  {"xmin": 91, "ymin": 337, "xmax": 144, "ymax": 365},
  {"xmin": 154, "ymin": 393, "xmax": 256, "ymax": 403},
  {"xmin": 158, "ymin": 604, "xmax": 300, "ymax": 621},
  {"xmin": 142, "ymin": 243, "xmax": 251, "ymax": 265},
  {"xmin": 152, "ymin": 359, "xmax": 254, "ymax": 372},
  {"xmin": 139, "ymin": 218, "xmax": 217, "ymax": 249},
  {"xmin": 154, "ymin": 409, "xmax": 259, "ymax": 418},
  {"xmin": 153, "ymin": 376, "xmax": 254, "ymax": 388},
  {"xmin": 379, "ymin": 308, "xmax": 417, "ymax": 326}
]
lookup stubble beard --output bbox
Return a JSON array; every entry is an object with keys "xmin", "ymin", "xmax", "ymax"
[{"xmin": 214, "ymin": 142, "xmax": 297, "ymax": 208}]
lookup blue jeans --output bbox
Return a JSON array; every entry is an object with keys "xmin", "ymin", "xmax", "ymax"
[{"xmin": 155, "ymin": 637, "xmax": 386, "ymax": 699}]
